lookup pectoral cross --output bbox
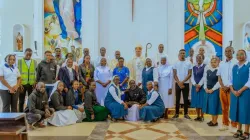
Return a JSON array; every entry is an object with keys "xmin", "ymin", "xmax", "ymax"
[{"xmin": 132, "ymin": 0, "xmax": 134, "ymax": 22}]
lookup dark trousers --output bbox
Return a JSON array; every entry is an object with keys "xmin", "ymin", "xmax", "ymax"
[
  {"xmin": 19, "ymin": 84, "xmax": 33, "ymax": 112},
  {"xmin": 0, "ymin": 90, "xmax": 19, "ymax": 112},
  {"xmin": 175, "ymin": 83, "xmax": 189, "ymax": 115},
  {"xmin": 46, "ymin": 86, "xmax": 54, "ymax": 97}
]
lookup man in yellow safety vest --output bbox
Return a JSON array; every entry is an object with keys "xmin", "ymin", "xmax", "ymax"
[{"xmin": 18, "ymin": 48, "xmax": 37, "ymax": 112}]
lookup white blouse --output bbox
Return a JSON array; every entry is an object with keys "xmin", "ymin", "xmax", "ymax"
[
  {"xmin": 109, "ymin": 86, "xmax": 123, "ymax": 104},
  {"xmin": 146, "ymin": 89, "xmax": 159, "ymax": 105},
  {"xmin": 203, "ymin": 66, "xmax": 220, "ymax": 91}
]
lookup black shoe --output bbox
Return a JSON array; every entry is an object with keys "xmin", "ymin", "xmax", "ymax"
[
  {"xmin": 239, "ymin": 132, "xmax": 249, "ymax": 140},
  {"xmin": 172, "ymin": 114, "xmax": 179, "ymax": 119},
  {"xmin": 199, "ymin": 117, "xmax": 204, "ymax": 122},
  {"xmin": 207, "ymin": 121, "xmax": 212, "ymax": 125},
  {"xmin": 184, "ymin": 114, "xmax": 191, "ymax": 120},
  {"xmin": 194, "ymin": 117, "xmax": 200, "ymax": 121},
  {"xmin": 233, "ymin": 130, "xmax": 243, "ymax": 138},
  {"xmin": 208, "ymin": 122, "xmax": 218, "ymax": 127}
]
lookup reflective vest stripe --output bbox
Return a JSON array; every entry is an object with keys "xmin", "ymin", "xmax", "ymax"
[{"xmin": 19, "ymin": 59, "xmax": 36, "ymax": 85}]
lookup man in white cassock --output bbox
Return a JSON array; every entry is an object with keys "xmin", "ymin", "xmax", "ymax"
[
  {"xmin": 155, "ymin": 44, "xmax": 169, "ymax": 66},
  {"xmin": 127, "ymin": 45, "xmax": 146, "ymax": 86},
  {"xmin": 94, "ymin": 47, "xmax": 110, "ymax": 67}
]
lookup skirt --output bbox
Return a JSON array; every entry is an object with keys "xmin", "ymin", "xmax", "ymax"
[
  {"xmin": 106, "ymin": 102, "xmax": 128, "ymax": 119},
  {"xmin": 139, "ymin": 105, "xmax": 164, "ymax": 121},
  {"xmin": 83, "ymin": 105, "xmax": 109, "ymax": 122},
  {"xmin": 125, "ymin": 104, "xmax": 140, "ymax": 121},
  {"xmin": 230, "ymin": 89, "xmax": 250, "ymax": 124},
  {"xmin": 48, "ymin": 110, "xmax": 78, "ymax": 127},
  {"xmin": 74, "ymin": 105, "xmax": 86, "ymax": 123},
  {"xmin": 191, "ymin": 86, "xmax": 205, "ymax": 108},
  {"xmin": 202, "ymin": 89, "xmax": 222, "ymax": 115}
]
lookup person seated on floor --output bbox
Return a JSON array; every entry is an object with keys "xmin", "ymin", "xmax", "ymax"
[
  {"xmin": 83, "ymin": 81, "xmax": 109, "ymax": 122},
  {"xmin": 48, "ymin": 81, "xmax": 78, "ymax": 126},
  {"xmin": 139, "ymin": 81, "xmax": 165, "ymax": 122},
  {"xmin": 104, "ymin": 75, "xmax": 128, "ymax": 122},
  {"xmin": 26, "ymin": 82, "xmax": 55, "ymax": 129},
  {"xmin": 65, "ymin": 80, "xmax": 86, "ymax": 122},
  {"xmin": 124, "ymin": 79, "xmax": 146, "ymax": 121}
]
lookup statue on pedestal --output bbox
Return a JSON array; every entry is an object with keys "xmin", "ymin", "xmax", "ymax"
[{"xmin": 16, "ymin": 32, "xmax": 23, "ymax": 52}]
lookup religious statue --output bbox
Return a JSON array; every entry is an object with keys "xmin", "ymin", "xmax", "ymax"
[{"xmin": 16, "ymin": 32, "xmax": 23, "ymax": 52}]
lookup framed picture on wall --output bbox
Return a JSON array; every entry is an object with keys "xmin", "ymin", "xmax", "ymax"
[{"xmin": 13, "ymin": 24, "xmax": 26, "ymax": 56}]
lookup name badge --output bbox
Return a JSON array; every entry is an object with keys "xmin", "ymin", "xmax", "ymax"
[{"xmin": 50, "ymin": 68, "xmax": 55, "ymax": 71}]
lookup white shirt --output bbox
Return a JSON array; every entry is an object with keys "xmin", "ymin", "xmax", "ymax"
[
  {"xmin": 173, "ymin": 60, "xmax": 192, "ymax": 83},
  {"xmin": 147, "ymin": 89, "xmax": 159, "ymax": 105},
  {"xmin": 62, "ymin": 62, "xmax": 78, "ymax": 70},
  {"xmin": 24, "ymin": 60, "xmax": 31, "ymax": 68},
  {"xmin": 203, "ymin": 66, "xmax": 220, "ymax": 90},
  {"xmin": 191, "ymin": 63, "xmax": 205, "ymax": 86},
  {"xmin": 217, "ymin": 58, "xmax": 237, "ymax": 87},
  {"xmin": 155, "ymin": 53, "xmax": 168, "ymax": 66},
  {"xmin": 66, "ymin": 66, "xmax": 73, "ymax": 73},
  {"xmin": 95, "ymin": 56, "xmax": 110, "ymax": 67},
  {"xmin": 109, "ymin": 86, "xmax": 123, "ymax": 104},
  {"xmin": 0, "ymin": 65, "xmax": 21, "ymax": 90},
  {"xmin": 229, "ymin": 61, "xmax": 250, "ymax": 88}
]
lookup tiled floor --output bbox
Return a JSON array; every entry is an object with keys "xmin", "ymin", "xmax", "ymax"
[{"xmin": 27, "ymin": 115, "xmax": 238, "ymax": 140}]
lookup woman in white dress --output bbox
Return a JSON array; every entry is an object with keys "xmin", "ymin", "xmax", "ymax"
[
  {"xmin": 158, "ymin": 56, "xmax": 174, "ymax": 119},
  {"xmin": 94, "ymin": 58, "xmax": 112, "ymax": 106}
]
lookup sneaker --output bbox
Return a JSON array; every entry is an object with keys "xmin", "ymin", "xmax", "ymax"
[
  {"xmin": 184, "ymin": 114, "xmax": 191, "ymax": 120},
  {"xmin": 219, "ymin": 125, "xmax": 229, "ymax": 131},
  {"xmin": 172, "ymin": 114, "xmax": 179, "ymax": 119}
]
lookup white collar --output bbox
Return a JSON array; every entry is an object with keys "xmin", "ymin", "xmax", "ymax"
[
  {"xmin": 196, "ymin": 63, "xmax": 204, "ymax": 68},
  {"xmin": 148, "ymin": 89, "xmax": 154, "ymax": 93},
  {"xmin": 237, "ymin": 61, "xmax": 248, "ymax": 66}
]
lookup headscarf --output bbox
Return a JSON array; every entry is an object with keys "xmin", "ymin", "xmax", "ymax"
[
  {"xmin": 160, "ymin": 55, "xmax": 168, "ymax": 66},
  {"xmin": 48, "ymin": 81, "xmax": 62, "ymax": 102},
  {"xmin": 110, "ymin": 75, "xmax": 122, "ymax": 98}
]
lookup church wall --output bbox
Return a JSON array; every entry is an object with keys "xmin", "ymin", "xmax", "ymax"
[
  {"xmin": 0, "ymin": 0, "xmax": 34, "ymax": 60},
  {"xmin": 0, "ymin": 0, "xmax": 247, "ymax": 63},
  {"xmin": 99, "ymin": 0, "xmax": 168, "ymax": 63},
  {"xmin": 233, "ymin": 0, "xmax": 250, "ymax": 51}
]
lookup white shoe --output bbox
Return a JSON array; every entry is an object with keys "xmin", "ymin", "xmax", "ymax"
[{"xmin": 219, "ymin": 125, "xmax": 229, "ymax": 131}]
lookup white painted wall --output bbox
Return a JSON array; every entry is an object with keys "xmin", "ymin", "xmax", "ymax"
[
  {"xmin": 234, "ymin": 0, "xmax": 250, "ymax": 50},
  {"xmin": 1, "ymin": 0, "xmax": 34, "ymax": 60},
  {"xmin": 0, "ymin": 0, "xmax": 245, "ymax": 63},
  {"xmin": 99, "ymin": 0, "xmax": 168, "ymax": 62}
]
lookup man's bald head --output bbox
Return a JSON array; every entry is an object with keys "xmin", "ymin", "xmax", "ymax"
[
  {"xmin": 100, "ymin": 47, "xmax": 106, "ymax": 56},
  {"xmin": 36, "ymin": 82, "xmax": 46, "ymax": 94}
]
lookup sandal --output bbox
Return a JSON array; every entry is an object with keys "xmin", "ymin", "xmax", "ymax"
[
  {"xmin": 233, "ymin": 130, "xmax": 243, "ymax": 138},
  {"xmin": 207, "ymin": 121, "xmax": 213, "ymax": 125},
  {"xmin": 239, "ymin": 132, "xmax": 249, "ymax": 140}
]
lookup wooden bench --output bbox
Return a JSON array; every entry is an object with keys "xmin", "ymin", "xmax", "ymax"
[{"xmin": 0, "ymin": 113, "xmax": 27, "ymax": 140}]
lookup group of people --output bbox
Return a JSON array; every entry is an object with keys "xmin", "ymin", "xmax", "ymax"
[{"xmin": 0, "ymin": 43, "xmax": 249, "ymax": 139}]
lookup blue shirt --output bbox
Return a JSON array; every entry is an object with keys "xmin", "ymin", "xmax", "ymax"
[{"xmin": 113, "ymin": 66, "xmax": 130, "ymax": 91}]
